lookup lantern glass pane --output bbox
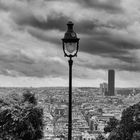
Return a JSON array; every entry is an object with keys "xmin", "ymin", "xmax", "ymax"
[{"xmin": 65, "ymin": 42, "xmax": 77, "ymax": 53}]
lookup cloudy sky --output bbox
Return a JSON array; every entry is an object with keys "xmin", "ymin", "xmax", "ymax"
[{"xmin": 0, "ymin": 0, "xmax": 140, "ymax": 87}]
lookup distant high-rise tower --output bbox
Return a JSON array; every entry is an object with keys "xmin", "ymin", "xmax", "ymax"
[
  {"xmin": 100, "ymin": 83, "xmax": 108, "ymax": 96},
  {"xmin": 108, "ymin": 69, "xmax": 115, "ymax": 96}
]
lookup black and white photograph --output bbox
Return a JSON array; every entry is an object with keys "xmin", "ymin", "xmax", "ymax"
[{"xmin": 0, "ymin": 0, "xmax": 140, "ymax": 140}]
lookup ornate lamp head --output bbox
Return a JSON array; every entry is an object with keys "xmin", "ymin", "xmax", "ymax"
[{"xmin": 62, "ymin": 21, "xmax": 80, "ymax": 57}]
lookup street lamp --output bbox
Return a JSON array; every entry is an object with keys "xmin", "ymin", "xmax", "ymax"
[{"xmin": 62, "ymin": 21, "xmax": 80, "ymax": 140}]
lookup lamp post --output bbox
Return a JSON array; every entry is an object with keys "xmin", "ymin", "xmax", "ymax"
[{"xmin": 62, "ymin": 21, "xmax": 80, "ymax": 140}]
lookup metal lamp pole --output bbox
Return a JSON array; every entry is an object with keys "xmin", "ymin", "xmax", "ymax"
[
  {"xmin": 62, "ymin": 21, "xmax": 80, "ymax": 140},
  {"xmin": 68, "ymin": 56, "xmax": 73, "ymax": 140}
]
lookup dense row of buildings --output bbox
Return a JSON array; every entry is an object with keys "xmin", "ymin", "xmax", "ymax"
[
  {"xmin": 0, "ymin": 81, "xmax": 139, "ymax": 140},
  {"xmin": 38, "ymin": 86, "xmax": 126, "ymax": 140},
  {"xmin": 30, "ymin": 69, "xmax": 140, "ymax": 140},
  {"xmin": 43, "ymin": 104, "xmax": 113, "ymax": 140}
]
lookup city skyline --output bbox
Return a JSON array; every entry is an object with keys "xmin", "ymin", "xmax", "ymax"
[{"xmin": 0, "ymin": 0, "xmax": 140, "ymax": 87}]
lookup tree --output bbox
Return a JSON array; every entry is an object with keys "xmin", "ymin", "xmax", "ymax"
[
  {"xmin": 96, "ymin": 134, "xmax": 105, "ymax": 140},
  {"xmin": 104, "ymin": 117, "xmax": 119, "ymax": 133},
  {"xmin": 108, "ymin": 125, "xmax": 127, "ymax": 140},
  {"xmin": 132, "ymin": 131, "xmax": 140, "ymax": 140},
  {"xmin": 108, "ymin": 102, "xmax": 140, "ymax": 140},
  {"xmin": 22, "ymin": 90, "xmax": 37, "ymax": 105},
  {"xmin": 0, "ymin": 90, "xmax": 44, "ymax": 140},
  {"xmin": 97, "ymin": 108, "xmax": 104, "ymax": 114}
]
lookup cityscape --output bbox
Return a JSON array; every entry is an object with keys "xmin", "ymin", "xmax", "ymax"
[
  {"xmin": 38, "ymin": 69, "xmax": 140, "ymax": 139},
  {"xmin": 1, "ymin": 69, "xmax": 140, "ymax": 140},
  {"xmin": 0, "ymin": 0, "xmax": 140, "ymax": 140}
]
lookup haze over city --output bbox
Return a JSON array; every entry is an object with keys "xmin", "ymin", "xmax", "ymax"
[{"xmin": 0, "ymin": 0, "xmax": 140, "ymax": 87}]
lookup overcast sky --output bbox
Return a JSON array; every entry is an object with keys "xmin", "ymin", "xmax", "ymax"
[{"xmin": 0, "ymin": 0, "xmax": 140, "ymax": 87}]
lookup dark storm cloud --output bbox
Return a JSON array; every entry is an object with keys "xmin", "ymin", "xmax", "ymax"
[
  {"xmin": 42, "ymin": 0, "xmax": 123, "ymax": 13},
  {"xmin": 10, "ymin": 0, "xmax": 121, "ymax": 32},
  {"xmin": 107, "ymin": 20, "xmax": 129, "ymax": 30},
  {"xmin": 79, "ymin": 33, "xmax": 140, "ymax": 63},
  {"xmin": 12, "ymin": 11, "xmax": 113, "ymax": 36},
  {"xmin": 13, "ymin": 12, "xmax": 139, "ymax": 65},
  {"xmin": 0, "ymin": 1, "xmax": 8, "ymax": 11},
  {"xmin": 13, "ymin": 13, "xmax": 68, "ymax": 31},
  {"xmin": 12, "ymin": 13, "xmax": 98, "ymax": 42},
  {"xmin": 79, "ymin": 0, "xmax": 123, "ymax": 13},
  {"xmin": 76, "ymin": 53, "xmax": 140, "ymax": 73},
  {"xmin": 79, "ymin": 62, "xmax": 140, "ymax": 72},
  {"xmin": 13, "ymin": 14, "xmax": 96, "ymax": 34},
  {"xmin": 0, "ymin": 52, "xmax": 67, "ymax": 78},
  {"xmin": 6, "ymin": 0, "xmax": 140, "ymax": 74},
  {"xmin": 25, "ymin": 18, "xmax": 99, "ymax": 45},
  {"xmin": 14, "ymin": 12, "xmax": 115, "ymax": 34},
  {"xmin": 96, "ymin": 62, "xmax": 140, "ymax": 72},
  {"xmin": 27, "ymin": 27, "xmax": 61, "ymax": 45}
]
